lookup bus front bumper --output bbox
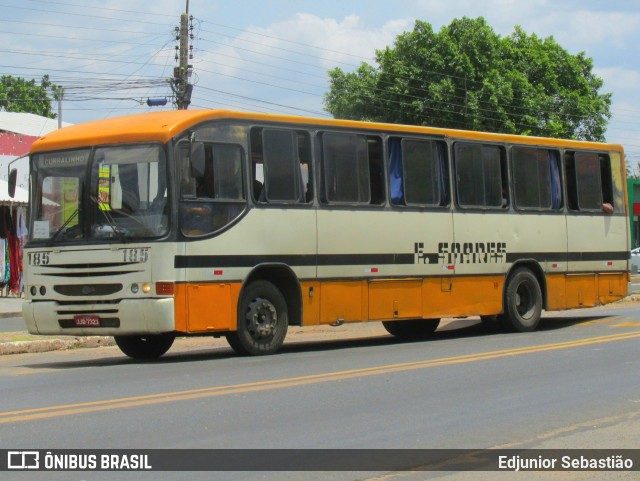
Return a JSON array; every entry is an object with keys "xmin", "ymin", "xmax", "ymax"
[{"xmin": 23, "ymin": 298, "xmax": 175, "ymax": 336}]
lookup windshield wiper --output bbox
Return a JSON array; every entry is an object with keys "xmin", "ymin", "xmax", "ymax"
[
  {"xmin": 90, "ymin": 195, "xmax": 128, "ymax": 243},
  {"xmin": 47, "ymin": 208, "xmax": 79, "ymax": 246}
]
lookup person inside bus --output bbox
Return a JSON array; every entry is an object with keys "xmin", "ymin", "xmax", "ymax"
[{"xmin": 181, "ymin": 144, "xmax": 215, "ymax": 235}]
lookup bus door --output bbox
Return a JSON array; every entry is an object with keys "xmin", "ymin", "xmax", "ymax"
[{"xmin": 178, "ymin": 140, "xmax": 248, "ymax": 333}]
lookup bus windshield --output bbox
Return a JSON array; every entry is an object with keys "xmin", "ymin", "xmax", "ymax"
[{"xmin": 31, "ymin": 144, "xmax": 169, "ymax": 243}]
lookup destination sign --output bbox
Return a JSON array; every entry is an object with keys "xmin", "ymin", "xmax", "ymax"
[{"xmin": 38, "ymin": 151, "xmax": 89, "ymax": 168}]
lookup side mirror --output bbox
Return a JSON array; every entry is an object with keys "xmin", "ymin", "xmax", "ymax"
[{"xmin": 8, "ymin": 169, "xmax": 17, "ymax": 198}]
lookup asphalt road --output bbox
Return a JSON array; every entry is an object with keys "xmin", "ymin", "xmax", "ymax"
[{"xmin": 1, "ymin": 304, "xmax": 640, "ymax": 481}]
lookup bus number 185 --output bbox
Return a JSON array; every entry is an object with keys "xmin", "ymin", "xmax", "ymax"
[{"xmin": 121, "ymin": 248, "xmax": 149, "ymax": 263}]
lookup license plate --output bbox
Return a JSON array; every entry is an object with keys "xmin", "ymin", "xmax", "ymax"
[{"xmin": 73, "ymin": 315, "xmax": 100, "ymax": 327}]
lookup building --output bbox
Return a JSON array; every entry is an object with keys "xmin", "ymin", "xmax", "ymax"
[{"xmin": 0, "ymin": 112, "xmax": 72, "ymax": 200}]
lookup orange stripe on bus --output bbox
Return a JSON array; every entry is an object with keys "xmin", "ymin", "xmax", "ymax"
[{"xmin": 173, "ymin": 272, "xmax": 627, "ymax": 334}]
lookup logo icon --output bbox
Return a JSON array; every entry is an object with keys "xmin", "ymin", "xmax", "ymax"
[{"xmin": 7, "ymin": 451, "xmax": 39, "ymax": 470}]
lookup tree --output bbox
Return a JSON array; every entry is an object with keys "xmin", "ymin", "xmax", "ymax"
[
  {"xmin": 0, "ymin": 75, "xmax": 58, "ymax": 118},
  {"xmin": 324, "ymin": 18, "xmax": 611, "ymax": 141}
]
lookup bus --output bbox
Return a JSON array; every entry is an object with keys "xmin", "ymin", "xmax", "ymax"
[{"xmin": 11, "ymin": 110, "xmax": 629, "ymax": 359}]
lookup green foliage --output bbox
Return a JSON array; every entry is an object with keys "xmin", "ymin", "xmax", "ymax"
[
  {"xmin": 324, "ymin": 18, "xmax": 611, "ymax": 141},
  {"xmin": 0, "ymin": 75, "xmax": 58, "ymax": 118}
]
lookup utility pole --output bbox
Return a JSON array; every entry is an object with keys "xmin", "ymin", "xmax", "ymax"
[{"xmin": 172, "ymin": 0, "xmax": 193, "ymax": 110}]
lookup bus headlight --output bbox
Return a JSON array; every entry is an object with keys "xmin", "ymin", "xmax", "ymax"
[
  {"xmin": 131, "ymin": 283, "xmax": 140, "ymax": 294},
  {"xmin": 142, "ymin": 283, "xmax": 152, "ymax": 294}
]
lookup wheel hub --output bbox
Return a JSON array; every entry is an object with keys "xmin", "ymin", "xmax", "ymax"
[{"xmin": 246, "ymin": 298, "xmax": 277, "ymax": 339}]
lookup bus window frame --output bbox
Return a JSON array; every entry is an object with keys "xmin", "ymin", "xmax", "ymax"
[
  {"xmin": 388, "ymin": 135, "xmax": 450, "ymax": 209},
  {"xmin": 453, "ymin": 141, "xmax": 509, "ymax": 212},
  {"xmin": 565, "ymin": 150, "xmax": 614, "ymax": 215},
  {"xmin": 317, "ymin": 130, "xmax": 386, "ymax": 209},
  {"xmin": 176, "ymin": 139, "xmax": 249, "ymax": 239},
  {"xmin": 319, "ymin": 130, "xmax": 371, "ymax": 206},
  {"xmin": 510, "ymin": 145, "xmax": 563, "ymax": 213},
  {"xmin": 248, "ymin": 126, "xmax": 314, "ymax": 207}
]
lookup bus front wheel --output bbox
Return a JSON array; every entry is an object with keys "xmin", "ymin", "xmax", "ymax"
[
  {"xmin": 114, "ymin": 333, "xmax": 175, "ymax": 359},
  {"xmin": 226, "ymin": 281, "xmax": 288, "ymax": 356},
  {"xmin": 382, "ymin": 318, "xmax": 440, "ymax": 339},
  {"xmin": 500, "ymin": 268, "xmax": 543, "ymax": 332}
]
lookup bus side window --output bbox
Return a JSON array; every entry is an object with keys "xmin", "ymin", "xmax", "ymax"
[
  {"xmin": 389, "ymin": 137, "xmax": 449, "ymax": 207},
  {"xmin": 320, "ymin": 132, "xmax": 383, "ymax": 206},
  {"xmin": 250, "ymin": 128, "xmax": 312, "ymax": 204},
  {"xmin": 565, "ymin": 151, "xmax": 613, "ymax": 213},
  {"xmin": 511, "ymin": 147, "xmax": 562, "ymax": 210},
  {"xmin": 179, "ymin": 141, "xmax": 246, "ymax": 237},
  {"xmin": 454, "ymin": 142, "xmax": 506, "ymax": 209},
  {"xmin": 185, "ymin": 142, "xmax": 244, "ymax": 201}
]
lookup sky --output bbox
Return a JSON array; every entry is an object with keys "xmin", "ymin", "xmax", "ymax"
[{"xmin": 2, "ymin": 0, "xmax": 640, "ymax": 166}]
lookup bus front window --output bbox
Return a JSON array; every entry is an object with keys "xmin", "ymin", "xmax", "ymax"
[
  {"xmin": 89, "ymin": 144, "xmax": 169, "ymax": 240},
  {"xmin": 31, "ymin": 150, "xmax": 89, "ymax": 242}
]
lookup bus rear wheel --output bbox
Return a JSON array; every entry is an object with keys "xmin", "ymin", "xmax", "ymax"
[
  {"xmin": 114, "ymin": 333, "xmax": 175, "ymax": 359},
  {"xmin": 382, "ymin": 318, "xmax": 440, "ymax": 339},
  {"xmin": 499, "ymin": 268, "xmax": 543, "ymax": 332},
  {"xmin": 226, "ymin": 281, "xmax": 288, "ymax": 356}
]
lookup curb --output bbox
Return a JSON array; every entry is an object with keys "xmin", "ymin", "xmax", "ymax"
[{"xmin": 0, "ymin": 337, "xmax": 114, "ymax": 356}]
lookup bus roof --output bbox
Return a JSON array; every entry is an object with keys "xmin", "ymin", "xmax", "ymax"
[{"xmin": 30, "ymin": 109, "xmax": 624, "ymax": 154}]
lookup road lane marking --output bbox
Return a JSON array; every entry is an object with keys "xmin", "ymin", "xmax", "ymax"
[{"xmin": 2, "ymin": 330, "xmax": 640, "ymax": 424}]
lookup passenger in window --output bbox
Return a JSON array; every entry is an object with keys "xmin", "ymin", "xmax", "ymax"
[
  {"xmin": 602, "ymin": 202, "xmax": 613, "ymax": 214},
  {"xmin": 183, "ymin": 158, "xmax": 215, "ymax": 235}
]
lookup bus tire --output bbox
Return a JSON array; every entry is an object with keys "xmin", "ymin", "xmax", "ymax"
[
  {"xmin": 499, "ymin": 268, "xmax": 543, "ymax": 332},
  {"xmin": 226, "ymin": 281, "xmax": 288, "ymax": 356},
  {"xmin": 382, "ymin": 318, "xmax": 440, "ymax": 339},
  {"xmin": 114, "ymin": 333, "xmax": 175, "ymax": 359}
]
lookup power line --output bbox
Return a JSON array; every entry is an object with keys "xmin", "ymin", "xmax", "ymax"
[
  {"xmin": 0, "ymin": 2, "xmax": 172, "ymax": 26},
  {"xmin": 197, "ymin": 18, "xmax": 376, "ymax": 62},
  {"xmin": 24, "ymin": 0, "xmax": 176, "ymax": 18},
  {"xmin": 3, "ymin": 6, "xmax": 632, "ymax": 123},
  {"xmin": 1, "ymin": 29, "xmax": 172, "ymax": 48},
  {"xmin": 195, "ymin": 85, "xmax": 328, "ymax": 117},
  {"xmin": 0, "ymin": 18, "xmax": 168, "ymax": 36},
  {"xmin": 2, "ymin": 3, "xmax": 637, "ymax": 138},
  {"xmin": 191, "ymin": 28, "xmax": 617, "ymax": 126}
]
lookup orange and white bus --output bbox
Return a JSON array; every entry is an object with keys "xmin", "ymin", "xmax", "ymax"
[{"xmin": 12, "ymin": 110, "xmax": 629, "ymax": 358}]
